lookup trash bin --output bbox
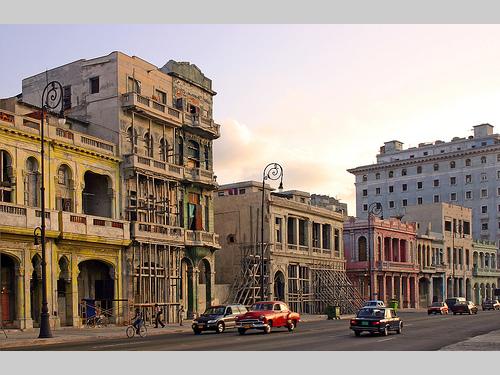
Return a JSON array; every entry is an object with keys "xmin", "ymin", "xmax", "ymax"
[
  {"xmin": 389, "ymin": 299, "xmax": 399, "ymax": 312},
  {"xmin": 325, "ymin": 305, "xmax": 341, "ymax": 320}
]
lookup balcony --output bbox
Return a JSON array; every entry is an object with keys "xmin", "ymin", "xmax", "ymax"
[
  {"xmin": 121, "ymin": 92, "xmax": 182, "ymax": 126},
  {"xmin": 59, "ymin": 211, "xmax": 130, "ymax": 245},
  {"xmin": 185, "ymin": 230, "xmax": 221, "ymax": 249},
  {"xmin": 182, "ymin": 113, "xmax": 220, "ymax": 139},
  {"xmin": 123, "ymin": 154, "xmax": 184, "ymax": 180},
  {"xmin": 0, "ymin": 202, "xmax": 59, "ymax": 235},
  {"xmin": 183, "ymin": 167, "xmax": 216, "ymax": 187},
  {"xmin": 131, "ymin": 222, "xmax": 184, "ymax": 243},
  {"xmin": 376, "ymin": 261, "xmax": 419, "ymax": 272},
  {"xmin": 472, "ymin": 266, "xmax": 500, "ymax": 277},
  {"xmin": 48, "ymin": 126, "xmax": 116, "ymax": 157}
]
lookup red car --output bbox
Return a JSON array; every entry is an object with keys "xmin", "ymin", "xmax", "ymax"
[
  {"xmin": 235, "ymin": 301, "xmax": 300, "ymax": 335},
  {"xmin": 427, "ymin": 302, "xmax": 449, "ymax": 315}
]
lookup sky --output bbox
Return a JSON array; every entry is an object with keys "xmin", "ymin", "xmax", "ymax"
[{"xmin": 2, "ymin": 24, "xmax": 500, "ymax": 215}]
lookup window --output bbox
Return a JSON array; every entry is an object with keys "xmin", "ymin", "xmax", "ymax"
[
  {"xmin": 464, "ymin": 221, "xmax": 471, "ymax": 235},
  {"xmin": 239, "ymin": 188, "xmax": 245, "ymax": 194},
  {"xmin": 144, "ymin": 132, "xmax": 153, "ymax": 157},
  {"xmin": 465, "ymin": 191, "xmax": 472, "ymax": 200},
  {"xmin": 89, "ymin": 77, "xmax": 99, "ymax": 94},
  {"xmin": 417, "ymin": 181, "xmax": 423, "ymax": 189},
  {"xmin": 445, "ymin": 221, "xmax": 452, "ymax": 232},
  {"xmin": 358, "ymin": 237, "xmax": 367, "ymax": 261},
  {"xmin": 498, "ymin": 154, "xmax": 500, "ymax": 162},
  {"xmin": 450, "ymin": 177, "xmax": 456, "ymax": 185},
  {"xmin": 388, "ymin": 171, "xmax": 394, "ymax": 178},
  {"xmin": 127, "ymin": 77, "xmax": 141, "ymax": 94},
  {"xmin": 362, "ymin": 189, "xmax": 368, "ymax": 197},
  {"xmin": 402, "ymin": 199, "xmax": 407, "ymax": 207},
  {"xmin": 159, "ymin": 138, "xmax": 168, "ymax": 162},
  {"xmin": 389, "ymin": 185, "xmax": 394, "ymax": 193},
  {"xmin": 204, "ymin": 196, "xmax": 210, "ymax": 231},
  {"xmin": 481, "ymin": 173, "xmax": 487, "ymax": 182},
  {"xmin": 450, "ymin": 193, "xmax": 457, "ymax": 201},
  {"xmin": 423, "ymin": 152, "xmax": 428, "ymax": 156},
  {"xmin": 275, "ymin": 217, "xmax": 282, "ymax": 243},
  {"xmin": 63, "ymin": 85, "xmax": 71, "ymax": 110},
  {"xmin": 482, "ymin": 223, "xmax": 489, "ymax": 231},
  {"xmin": 433, "ymin": 195, "xmax": 440, "ymax": 203},
  {"xmin": 465, "ymin": 174, "xmax": 472, "ymax": 183},
  {"xmin": 498, "ymin": 204, "xmax": 500, "ymax": 212},
  {"xmin": 450, "ymin": 161, "xmax": 456, "ymax": 169},
  {"xmin": 0, "ymin": 150, "xmax": 13, "ymax": 202},
  {"xmin": 155, "ymin": 89, "xmax": 167, "ymax": 104},
  {"xmin": 334, "ymin": 228, "xmax": 340, "ymax": 254},
  {"xmin": 433, "ymin": 179, "xmax": 440, "ymax": 187},
  {"xmin": 375, "ymin": 172, "xmax": 380, "ymax": 180},
  {"xmin": 481, "ymin": 205, "xmax": 488, "ymax": 214},
  {"xmin": 481, "ymin": 156, "xmax": 487, "ymax": 164},
  {"xmin": 204, "ymin": 145, "xmax": 210, "ymax": 170},
  {"xmin": 417, "ymin": 166, "xmax": 422, "ymax": 174},
  {"xmin": 362, "ymin": 175, "xmax": 367, "ymax": 182},
  {"xmin": 402, "ymin": 184, "xmax": 407, "ymax": 192},
  {"xmin": 465, "ymin": 158, "xmax": 471, "ymax": 167},
  {"xmin": 402, "ymin": 169, "xmax": 407, "ymax": 176},
  {"xmin": 480, "ymin": 188, "xmax": 488, "ymax": 198},
  {"xmin": 127, "ymin": 127, "xmax": 138, "ymax": 146},
  {"xmin": 433, "ymin": 163, "xmax": 439, "ymax": 171},
  {"xmin": 217, "ymin": 191, "xmax": 224, "ymax": 197},
  {"xmin": 497, "ymin": 187, "xmax": 500, "ymax": 196},
  {"xmin": 389, "ymin": 201, "xmax": 395, "ymax": 208},
  {"xmin": 417, "ymin": 197, "xmax": 423, "ymax": 205},
  {"xmin": 187, "ymin": 140, "xmax": 200, "ymax": 168},
  {"xmin": 498, "ymin": 171, "xmax": 500, "ymax": 179},
  {"xmin": 363, "ymin": 204, "xmax": 368, "ymax": 211},
  {"xmin": 376, "ymin": 187, "xmax": 380, "ymax": 195}
]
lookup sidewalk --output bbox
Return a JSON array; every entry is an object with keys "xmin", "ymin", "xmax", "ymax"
[{"xmin": 440, "ymin": 329, "xmax": 500, "ymax": 351}]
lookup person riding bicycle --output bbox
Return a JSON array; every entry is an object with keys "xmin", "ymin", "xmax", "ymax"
[{"xmin": 132, "ymin": 307, "xmax": 144, "ymax": 334}]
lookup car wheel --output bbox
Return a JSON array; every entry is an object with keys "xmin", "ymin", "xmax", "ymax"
[
  {"xmin": 396, "ymin": 322, "xmax": 403, "ymax": 334},
  {"xmin": 238, "ymin": 328, "xmax": 246, "ymax": 335},
  {"xmin": 193, "ymin": 329, "xmax": 202, "ymax": 335},
  {"xmin": 264, "ymin": 325, "xmax": 272, "ymax": 334},
  {"xmin": 354, "ymin": 331, "xmax": 361, "ymax": 337},
  {"xmin": 216, "ymin": 322, "xmax": 225, "ymax": 334},
  {"xmin": 287, "ymin": 321, "xmax": 295, "ymax": 332},
  {"xmin": 383, "ymin": 326, "xmax": 389, "ymax": 336}
]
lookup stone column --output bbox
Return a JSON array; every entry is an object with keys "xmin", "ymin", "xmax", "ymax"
[{"xmin": 70, "ymin": 261, "xmax": 81, "ymax": 327}]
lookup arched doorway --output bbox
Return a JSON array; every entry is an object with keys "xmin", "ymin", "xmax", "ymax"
[
  {"xmin": 274, "ymin": 271, "xmax": 285, "ymax": 302},
  {"xmin": 358, "ymin": 236, "xmax": 367, "ymax": 261},
  {"xmin": 1, "ymin": 253, "xmax": 17, "ymax": 326},
  {"xmin": 180, "ymin": 258, "xmax": 193, "ymax": 318},
  {"xmin": 57, "ymin": 257, "xmax": 72, "ymax": 326},
  {"xmin": 30, "ymin": 254, "xmax": 42, "ymax": 325},
  {"xmin": 198, "ymin": 258, "xmax": 211, "ymax": 310},
  {"xmin": 419, "ymin": 277, "xmax": 430, "ymax": 307},
  {"xmin": 82, "ymin": 171, "xmax": 112, "ymax": 218},
  {"xmin": 78, "ymin": 260, "xmax": 114, "ymax": 317},
  {"xmin": 25, "ymin": 157, "xmax": 40, "ymax": 207}
]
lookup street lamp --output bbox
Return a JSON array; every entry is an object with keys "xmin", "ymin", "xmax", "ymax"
[
  {"xmin": 260, "ymin": 163, "xmax": 283, "ymax": 302},
  {"xmin": 368, "ymin": 202, "xmax": 383, "ymax": 301},
  {"xmin": 37, "ymin": 81, "xmax": 65, "ymax": 339}
]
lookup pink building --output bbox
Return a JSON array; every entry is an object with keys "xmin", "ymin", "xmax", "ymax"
[{"xmin": 344, "ymin": 217, "xmax": 420, "ymax": 308}]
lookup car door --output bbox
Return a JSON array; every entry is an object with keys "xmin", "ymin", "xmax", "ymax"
[
  {"xmin": 273, "ymin": 303, "xmax": 283, "ymax": 326},
  {"xmin": 224, "ymin": 306, "xmax": 235, "ymax": 328}
]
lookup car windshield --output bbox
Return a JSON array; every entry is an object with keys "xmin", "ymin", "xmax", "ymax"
[
  {"xmin": 431, "ymin": 302, "xmax": 442, "ymax": 307},
  {"xmin": 203, "ymin": 307, "xmax": 225, "ymax": 315},
  {"xmin": 357, "ymin": 308, "xmax": 385, "ymax": 318},
  {"xmin": 250, "ymin": 303, "xmax": 274, "ymax": 311}
]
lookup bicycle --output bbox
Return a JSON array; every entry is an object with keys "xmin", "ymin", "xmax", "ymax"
[{"xmin": 126, "ymin": 321, "xmax": 147, "ymax": 338}]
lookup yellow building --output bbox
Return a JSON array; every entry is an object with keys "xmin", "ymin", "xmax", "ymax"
[{"xmin": 0, "ymin": 98, "xmax": 129, "ymax": 329}]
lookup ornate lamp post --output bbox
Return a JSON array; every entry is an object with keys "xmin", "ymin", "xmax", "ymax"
[
  {"xmin": 368, "ymin": 202, "xmax": 383, "ymax": 301},
  {"xmin": 35, "ymin": 81, "xmax": 66, "ymax": 339},
  {"xmin": 260, "ymin": 163, "xmax": 283, "ymax": 301}
]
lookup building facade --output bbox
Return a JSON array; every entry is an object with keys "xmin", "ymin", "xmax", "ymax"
[
  {"xmin": 17, "ymin": 51, "xmax": 221, "ymax": 322},
  {"xmin": 471, "ymin": 240, "xmax": 499, "ymax": 304},
  {"xmin": 0, "ymin": 99, "xmax": 129, "ymax": 329},
  {"xmin": 343, "ymin": 217, "xmax": 420, "ymax": 308},
  {"xmin": 348, "ymin": 124, "xmax": 500, "ymax": 248},
  {"xmin": 214, "ymin": 181, "xmax": 359, "ymax": 314}
]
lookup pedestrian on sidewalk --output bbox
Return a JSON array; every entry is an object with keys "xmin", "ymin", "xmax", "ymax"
[
  {"xmin": 154, "ymin": 304, "xmax": 165, "ymax": 328},
  {"xmin": 178, "ymin": 305, "xmax": 185, "ymax": 326}
]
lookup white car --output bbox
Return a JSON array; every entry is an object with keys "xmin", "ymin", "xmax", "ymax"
[{"xmin": 363, "ymin": 300, "xmax": 386, "ymax": 307}]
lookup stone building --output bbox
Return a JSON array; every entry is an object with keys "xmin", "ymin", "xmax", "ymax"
[
  {"xmin": 471, "ymin": 240, "xmax": 499, "ymax": 304},
  {"xmin": 348, "ymin": 124, "xmax": 500, "ymax": 248},
  {"xmin": 0, "ymin": 99, "xmax": 129, "ymax": 329},
  {"xmin": 403, "ymin": 203, "xmax": 475, "ymax": 302},
  {"xmin": 343, "ymin": 217, "xmax": 420, "ymax": 308},
  {"xmin": 18, "ymin": 51, "xmax": 221, "ymax": 322},
  {"xmin": 214, "ymin": 181, "xmax": 359, "ymax": 314}
]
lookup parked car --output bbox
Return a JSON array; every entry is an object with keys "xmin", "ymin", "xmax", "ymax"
[
  {"xmin": 445, "ymin": 297, "xmax": 466, "ymax": 310},
  {"xmin": 481, "ymin": 299, "xmax": 500, "ymax": 311},
  {"xmin": 350, "ymin": 307, "xmax": 403, "ymax": 337},
  {"xmin": 427, "ymin": 302, "xmax": 449, "ymax": 315},
  {"xmin": 363, "ymin": 300, "xmax": 385, "ymax": 307},
  {"xmin": 235, "ymin": 301, "xmax": 300, "ymax": 335},
  {"xmin": 451, "ymin": 301, "xmax": 478, "ymax": 315},
  {"xmin": 192, "ymin": 304, "xmax": 248, "ymax": 334}
]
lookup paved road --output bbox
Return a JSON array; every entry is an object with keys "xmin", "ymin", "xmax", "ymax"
[{"xmin": 6, "ymin": 311, "xmax": 500, "ymax": 351}]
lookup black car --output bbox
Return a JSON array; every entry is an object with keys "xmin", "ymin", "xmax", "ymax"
[
  {"xmin": 350, "ymin": 307, "xmax": 403, "ymax": 337},
  {"xmin": 192, "ymin": 304, "xmax": 248, "ymax": 334}
]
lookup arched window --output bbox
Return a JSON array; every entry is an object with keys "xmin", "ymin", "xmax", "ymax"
[
  {"xmin": 417, "ymin": 166, "xmax": 422, "ymax": 174},
  {"xmin": 388, "ymin": 171, "xmax": 394, "ymax": 178},
  {"xmin": 0, "ymin": 150, "xmax": 13, "ymax": 202},
  {"xmin": 57, "ymin": 165, "xmax": 71, "ymax": 186},
  {"xmin": 144, "ymin": 132, "xmax": 153, "ymax": 157},
  {"xmin": 465, "ymin": 158, "xmax": 471, "ymax": 167},
  {"xmin": 358, "ymin": 236, "xmax": 367, "ymax": 262},
  {"xmin": 56, "ymin": 165, "xmax": 73, "ymax": 212},
  {"xmin": 433, "ymin": 163, "xmax": 439, "ymax": 171},
  {"xmin": 362, "ymin": 175, "xmax": 367, "ymax": 182},
  {"xmin": 127, "ymin": 127, "xmax": 138, "ymax": 146},
  {"xmin": 187, "ymin": 140, "xmax": 200, "ymax": 168},
  {"xmin": 401, "ymin": 168, "xmax": 407, "ymax": 176},
  {"xmin": 375, "ymin": 172, "xmax": 380, "ymax": 180},
  {"xmin": 159, "ymin": 138, "xmax": 168, "ymax": 162},
  {"xmin": 481, "ymin": 156, "xmax": 486, "ymax": 164},
  {"xmin": 450, "ymin": 161, "xmax": 455, "ymax": 169},
  {"xmin": 25, "ymin": 156, "xmax": 40, "ymax": 207}
]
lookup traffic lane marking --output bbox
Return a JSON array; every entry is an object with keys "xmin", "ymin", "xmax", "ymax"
[{"xmin": 376, "ymin": 337, "xmax": 394, "ymax": 342}]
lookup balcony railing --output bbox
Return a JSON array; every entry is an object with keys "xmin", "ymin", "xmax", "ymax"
[
  {"xmin": 185, "ymin": 230, "xmax": 220, "ymax": 248},
  {"xmin": 124, "ymin": 154, "xmax": 184, "ymax": 180},
  {"xmin": 183, "ymin": 113, "xmax": 220, "ymax": 138},
  {"xmin": 59, "ymin": 211, "xmax": 129, "ymax": 242},
  {"xmin": 376, "ymin": 261, "xmax": 419, "ymax": 271},
  {"xmin": 183, "ymin": 167, "xmax": 216, "ymax": 186},
  {"xmin": 472, "ymin": 266, "xmax": 500, "ymax": 277},
  {"xmin": 0, "ymin": 202, "xmax": 59, "ymax": 232},
  {"xmin": 131, "ymin": 222, "xmax": 184, "ymax": 243},
  {"xmin": 122, "ymin": 92, "xmax": 182, "ymax": 125},
  {"xmin": 49, "ymin": 126, "xmax": 116, "ymax": 156}
]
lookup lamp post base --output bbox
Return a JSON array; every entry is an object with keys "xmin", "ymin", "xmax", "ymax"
[{"xmin": 38, "ymin": 312, "xmax": 53, "ymax": 339}]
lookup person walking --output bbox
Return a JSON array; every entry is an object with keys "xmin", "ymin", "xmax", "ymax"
[
  {"xmin": 178, "ymin": 305, "xmax": 185, "ymax": 326},
  {"xmin": 154, "ymin": 303, "xmax": 165, "ymax": 328}
]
